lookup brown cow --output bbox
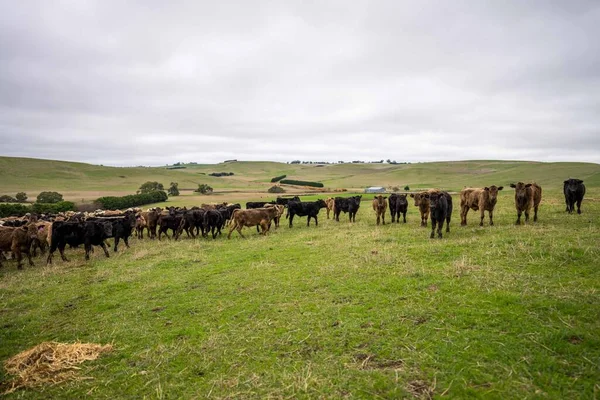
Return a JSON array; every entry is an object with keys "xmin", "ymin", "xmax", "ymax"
[
  {"xmin": 372, "ymin": 195, "xmax": 388, "ymax": 225},
  {"xmin": 31, "ymin": 221, "xmax": 52, "ymax": 256},
  {"xmin": 201, "ymin": 202, "xmax": 228, "ymax": 210},
  {"xmin": 460, "ymin": 185, "xmax": 504, "ymax": 226},
  {"xmin": 0, "ymin": 224, "xmax": 39, "ymax": 269},
  {"xmin": 509, "ymin": 182, "xmax": 542, "ymax": 224},
  {"xmin": 410, "ymin": 190, "xmax": 434, "ymax": 227},
  {"xmin": 325, "ymin": 198, "xmax": 335, "ymax": 219},
  {"xmin": 141, "ymin": 207, "xmax": 162, "ymax": 239},
  {"xmin": 264, "ymin": 204, "xmax": 285, "ymax": 228},
  {"xmin": 135, "ymin": 213, "xmax": 147, "ymax": 239},
  {"xmin": 228, "ymin": 207, "xmax": 279, "ymax": 238}
]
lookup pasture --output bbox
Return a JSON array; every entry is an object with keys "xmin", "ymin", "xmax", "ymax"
[{"xmin": 1, "ymin": 184, "xmax": 599, "ymax": 398}]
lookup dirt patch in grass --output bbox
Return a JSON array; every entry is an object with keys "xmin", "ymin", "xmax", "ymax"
[
  {"xmin": 350, "ymin": 353, "xmax": 405, "ymax": 371},
  {"xmin": 406, "ymin": 379, "xmax": 435, "ymax": 399}
]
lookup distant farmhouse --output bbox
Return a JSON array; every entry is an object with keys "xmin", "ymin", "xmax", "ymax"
[{"xmin": 364, "ymin": 186, "xmax": 386, "ymax": 193}]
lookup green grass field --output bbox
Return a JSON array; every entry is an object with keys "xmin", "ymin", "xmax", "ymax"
[{"xmin": 1, "ymin": 158, "xmax": 599, "ymax": 398}]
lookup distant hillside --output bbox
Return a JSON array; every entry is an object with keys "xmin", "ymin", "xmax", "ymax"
[{"xmin": 0, "ymin": 157, "xmax": 598, "ymax": 202}]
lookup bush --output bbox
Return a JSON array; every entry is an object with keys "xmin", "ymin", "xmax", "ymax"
[
  {"xmin": 404, "ymin": 185, "xmax": 410, "ymax": 191},
  {"xmin": 194, "ymin": 184, "xmax": 213, "ymax": 194},
  {"xmin": 16, "ymin": 192, "xmax": 27, "ymax": 202},
  {"xmin": 168, "ymin": 182, "xmax": 180, "ymax": 196},
  {"xmin": 0, "ymin": 195, "xmax": 17, "ymax": 203},
  {"xmin": 392, "ymin": 186, "xmax": 400, "ymax": 192},
  {"xmin": 270, "ymin": 175, "xmax": 287, "ymax": 183},
  {"xmin": 267, "ymin": 186, "xmax": 286, "ymax": 193},
  {"xmin": 96, "ymin": 191, "xmax": 168, "ymax": 210},
  {"xmin": 0, "ymin": 202, "xmax": 76, "ymax": 217},
  {"xmin": 36, "ymin": 191, "xmax": 63, "ymax": 203},
  {"xmin": 280, "ymin": 179, "xmax": 324, "ymax": 188},
  {"xmin": 208, "ymin": 172, "xmax": 234, "ymax": 177},
  {"xmin": 138, "ymin": 181, "xmax": 164, "ymax": 194},
  {"xmin": 0, "ymin": 204, "xmax": 30, "ymax": 217}
]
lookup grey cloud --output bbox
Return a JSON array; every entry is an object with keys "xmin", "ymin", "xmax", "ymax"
[{"xmin": 1, "ymin": 0, "xmax": 599, "ymax": 166}]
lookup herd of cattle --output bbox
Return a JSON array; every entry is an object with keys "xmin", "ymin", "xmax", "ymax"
[{"xmin": 0, "ymin": 178, "xmax": 588, "ymax": 270}]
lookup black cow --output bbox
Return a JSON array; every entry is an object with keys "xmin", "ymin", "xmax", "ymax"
[
  {"xmin": 563, "ymin": 178, "xmax": 586, "ymax": 214},
  {"xmin": 276, "ymin": 196, "xmax": 300, "ymax": 206},
  {"xmin": 424, "ymin": 191, "xmax": 452, "ymax": 239},
  {"xmin": 203, "ymin": 209, "xmax": 224, "ymax": 239},
  {"xmin": 246, "ymin": 201, "xmax": 275, "ymax": 209},
  {"xmin": 286, "ymin": 200, "xmax": 327, "ymax": 227},
  {"xmin": 218, "ymin": 204, "xmax": 241, "ymax": 232},
  {"xmin": 158, "ymin": 213, "xmax": 184, "ymax": 240},
  {"xmin": 176, "ymin": 209, "xmax": 204, "ymax": 239},
  {"xmin": 334, "ymin": 195, "xmax": 362, "ymax": 222},
  {"xmin": 46, "ymin": 220, "xmax": 113, "ymax": 264},
  {"xmin": 388, "ymin": 193, "xmax": 408, "ymax": 223}
]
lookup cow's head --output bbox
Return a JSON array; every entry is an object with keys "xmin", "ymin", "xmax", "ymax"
[
  {"xmin": 315, "ymin": 199, "xmax": 327, "ymax": 208},
  {"xmin": 24, "ymin": 223, "xmax": 39, "ymax": 241},
  {"xmin": 509, "ymin": 182, "xmax": 531, "ymax": 203},
  {"xmin": 100, "ymin": 221, "xmax": 114, "ymax": 237},
  {"xmin": 484, "ymin": 185, "xmax": 503, "ymax": 201},
  {"xmin": 423, "ymin": 192, "xmax": 443, "ymax": 209},
  {"xmin": 374, "ymin": 195, "xmax": 387, "ymax": 203},
  {"xmin": 564, "ymin": 178, "xmax": 583, "ymax": 193}
]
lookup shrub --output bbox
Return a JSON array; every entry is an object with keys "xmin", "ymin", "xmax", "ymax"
[
  {"xmin": 96, "ymin": 191, "xmax": 168, "ymax": 209},
  {"xmin": 16, "ymin": 192, "xmax": 27, "ymax": 202},
  {"xmin": 0, "ymin": 195, "xmax": 17, "ymax": 203},
  {"xmin": 0, "ymin": 202, "xmax": 76, "ymax": 217},
  {"xmin": 138, "ymin": 181, "xmax": 164, "ymax": 194},
  {"xmin": 36, "ymin": 191, "xmax": 63, "ymax": 203},
  {"xmin": 270, "ymin": 175, "xmax": 287, "ymax": 183},
  {"xmin": 168, "ymin": 182, "xmax": 180, "ymax": 196},
  {"xmin": 194, "ymin": 184, "xmax": 213, "ymax": 194},
  {"xmin": 208, "ymin": 172, "xmax": 234, "ymax": 177},
  {"xmin": 267, "ymin": 186, "xmax": 285, "ymax": 193},
  {"xmin": 404, "ymin": 185, "xmax": 410, "ymax": 191},
  {"xmin": 280, "ymin": 179, "xmax": 324, "ymax": 188},
  {"xmin": 392, "ymin": 186, "xmax": 400, "ymax": 192}
]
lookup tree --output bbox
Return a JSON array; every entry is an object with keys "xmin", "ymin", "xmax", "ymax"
[
  {"xmin": 36, "ymin": 191, "xmax": 64, "ymax": 203},
  {"xmin": 138, "ymin": 181, "xmax": 164, "ymax": 194},
  {"xmin": 267, "ymin": 185, "xmax": 285, "ymax": 193},
  {"xmin": 15, "ymin": 192, "xmax": 27, "ymax": 202},
  {"xmin": 168, "ymin": 182, "xmax": 180, "ymax": 196},
  {"xmin": 404, "ymin": 185, "xmax": 410, "ymax": 191},
  {"xmin": 194, "ymin": 184, "xmax": 213, "ymax": 194}
]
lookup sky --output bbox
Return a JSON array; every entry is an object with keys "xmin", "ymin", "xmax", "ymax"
[{"xmin": 1, "ymin": 1, "xmax": 599, "ymax": 166}]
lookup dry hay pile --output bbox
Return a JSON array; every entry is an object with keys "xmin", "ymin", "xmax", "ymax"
[{"xmin": 2, "ymin": 341, "xmax": 112, "ymax": 394}]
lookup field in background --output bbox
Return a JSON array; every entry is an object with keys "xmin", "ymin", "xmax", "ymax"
[
  {"xmin": 0, "ymin": 157, "xmax": 599, "ymax": 398},
  {"xmin": 1, "ymin": 157, "xmax": 599, "ymax": 205}
]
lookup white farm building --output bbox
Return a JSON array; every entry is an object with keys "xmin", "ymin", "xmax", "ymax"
[{"xmin": 364, "ymin": 186, "xmax": 386, "ymax": 194}]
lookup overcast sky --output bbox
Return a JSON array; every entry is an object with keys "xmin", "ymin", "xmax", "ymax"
[{"xmin": 1, "ymin": 1, "xmax": 599, "ymax": 166}]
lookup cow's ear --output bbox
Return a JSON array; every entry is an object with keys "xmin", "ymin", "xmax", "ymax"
[
  {"xmin": 410, "ymin": 193, "xmax": 415, "ymax": 198},
  {"xmin": 498, "ymin": 186, "xmax": 504, "ymax": 191},
  {"xmin": 525, "ymin": 183, "xmax": 532, "ymax": 188},
  {"xmin": 564, "ymin": 180, "xmax": 569, "ymax": 184},
  {"xmin": 509, "ymin": 183, "xmax": 516, "ymax": 188},
  {"xmin": 383, "ymin": 196, "xmax": 387, "ymax": 199},
  {"xmin": 577, "ymin": 179, "xmax": 584, "ymax": 183},
  {"xmin": 484, "ymin": 187, "xmax": 490, "ymax": 191}
]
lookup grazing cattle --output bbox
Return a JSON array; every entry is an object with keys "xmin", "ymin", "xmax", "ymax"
[
  {"xmin": 201, "ymin": 202, "xmax": 228, "ymax": 210},
  {"xmin": 334, "ymin": 196, "xmax": 362, "ymax": 222},
  {"xmin": 46, "ymin": 220, "xmax": 113, "ymax": 264},
  {"xmin": 157, "ymin": 213, "xmax": 184, "ymax": 240},
  {"xmin": 228, "ymin": 207, "xmax": 279, "ymax": 238},
  {"xmin": 286, "ymin": 200, "xmax": 327, "ymax": 227},
  {"xmin": 217, "ymin": 204, "xmax": 241, "ymax": 228},
  {"xmin": 276, "ymin": 196, "xmax": 300, "ymax": 207},
  {"xmin": 246, "ymin": 201, "xmax": 275, "ymax": 209},
  {"xmin": 203, "ymin": 209, "xmax": 224, "ymax": 239},
  {"xmin": 0, "ymin": 224, "xmax": 39, "ymax": 269},
  {"xmin": 325, "ymin": 198, "xmax": 335, "ymax": 219},
  {"xmin": 177, "ymin": 209, "xmax": 205, "ymax": 239},
  {"xmin": 31, "ymin": 221, "xmax": 52, "ymax": 256},
  {"xmin": 410, "ymin": 191, "xmax": 434, "ymax": 227},
  {"xmin": 372, "ymin": 195, "xmax": 388, "ymax": 225},
  {"xmin": 108, "ymin": 212, "xmax": 136, "ymax": 251},
  {"xmin": 423, "ymin": 191, "xmax": 452, "ymax": 238},
  {"xmin": 388, "ymin": 193, "xmax": 408, "ymax": 223},
  {"xmin": 563, "ymin": 178, "xmax": 586, "ymax": 214},
  {"xmin": 460, "ymin": 185, "xmax": 504, "ymax": 226},
  {"xmin": 263, "ymin": 204, "xmax": 285, "ymax": 229},
  {"xmin": 141, "ymin": 208, "xmax": 162, "ymax": 239},
  {"xmin": 509, "ymin": 182, "xmax": 542, "ymax": 224},
  {"xmin": 135, "ymin": 213, "xmax": 147, "ymax": 239}
]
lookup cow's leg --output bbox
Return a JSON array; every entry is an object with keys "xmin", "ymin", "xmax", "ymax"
[
  {"xmin": 460, "ymin": 206, "xmax": 468, "ymax": 226},
  {"xmin": 314, "ymin": 215, "xmax": 318, "ymax": 226},
  {"xmin": 403, "ymin": 211, "xmax": 407, "ymax": 223},
  {"xmin": 534, "ymin": 205, "xmax": 539, "ymax": 222},
  {"xmin": 11, "ymin": 244, "xmax": 24, "ymax": 269},
  {"xmin": 430, "ymin": 220, "xmax": 436, "ymax": 239},
  {"xmin": 227, "ymin": 224, "xmax": 235, "ymax": 239},
  {"xmin": 85, "ymin": 242, "xmax": 92, "ymax": 260},
  {"xmin": 124, "ymin": 236, "xmax": 130, "ymax": 248},
  {"xmin": 100, "ymin": 242, "xmax": 110, "ymax": 258},
  {"xmin": 289, "ymin": 214, "xmax": 294, "ymax": 228},
  {"xmin": 438, "ymin": 219, "xmax": 443, "ymax": 238},
  {"xmin": 326, "ymin": 209, "xmax": 330, "ymax": 219},
  {"xmin": 524, "ymin": 209, "xmax": 530, "ymax": 223},
  {"xmin": 307, "ymin": 216, "xmax": 311, "ymax": 227},
  {"xmin": 376, "ymin": 213, "xmax": 380, "ymax": 225},
  {"xmin": 114, "ymin": 236, "xmax": 120, "ymax": 252},
  {"xmin": 488, "ymin": 210, "xmax": 494, "ymax": 226},
  {"xmin": 577, "ymin": 199, "xmax": 582, "ymax": 214},
  {"xmin": 446, "ymin": 215, "xmax": 451, "ymax": 232},
  {"xmin": 479, "ymin": 209, "xmax": 486, "ymax": 226},
  {"xmin": 516, "ymin": 210, "xmax": 522, "ymax": 225},
  {"xmin": 382, "ymin": 212, "xmax": 385, "ymax": 225}
]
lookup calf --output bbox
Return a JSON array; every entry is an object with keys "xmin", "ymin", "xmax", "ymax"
[
  {"xmin": 286, "ymin": 200, "xmax": 327, "ymax": 227},
  {"xmin": 372, "ymin": 195, "xmax": 388, "ymax": 225},
  {"xmin": 264, "ymin": 204, "xmax": 285, "ymax": 228},
  {"xmin": 135, "ymin": 213, "xmax": 147, "ymax": 239},
  {"xmin": 334, "ymin": 196, "xmax": 362, "ymax": 222},
  {"xmin": 31, "ymin": 221, "xmax": 52, "ymax": 256},
  {"xmin": 141, "ymin": 208, "xmax": 162, "ymax": 239},
  {"xmin": 246, "ymin": 201, "xmax": 275, "ymax": 209},
  {"xmin": 460, "ymin": 185, "xmax": 504, "ymax": 226},
  {"xmin": 509, "ymin": 182, "xmax": 542, "ymax": 224},
  {"xmin": 410, "ymin": 191, "xmax": 432, "ymax": 227},
  {"xmin": 157, "ymin": 213, "xmax": 184, "ymax": 240},
  {"xmin": 0, "ymin": 224, "xmax": 39, "ymax": 269},
  {"xmin": 276, "ymin": 196, "xmax": 300, "ymax": 207},
  {"xmin": 46, "ymin": 220, "xmax": 113, "ymax": 264},
  {"xmin": 228, "ymin": 207, "xmax": 279, "ymax": 238},
  {"xmin": 325, "ymin": 198, "xmax": 335, "ymax": 219},
  {"xmin": 563, "ymin": 178, "xmax": 586, "ymax": 214},
  {"xmin": 203, "ymin": 209, "xmax": 224, "ymax": 239},
  {"xmin": 423, "ymin": 191, "xmax": 452, "ymax": 238},
  {"xmin": 388, "ymin": 193, "xmax": 408, "ymax": 223}
]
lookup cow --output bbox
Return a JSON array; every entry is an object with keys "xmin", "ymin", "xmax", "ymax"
[
  {"xmin": 176, "ymin": 209, "xmax": 205, "ymax": 239},
  {"xmin": 410, "ymin": 191, "xmax": 433, "ymax": 227},
  {"xmin": 217, "ymin": 204, "xmax": 242, "ymax": 229},
  {"xmin": 334, "ymin": 196, "xmax": 362, "ymax": 222},
  {"xmin": 372, "ymin": 195, "xmax": 388, "ymax": 225},
  {"xmin": 228, "ymin": 207, "xmax": 279, "ymax": 238},
  {"xmin": 324, "ymin": 198, "xmax": 335, "ymax": 219},
  {"xmin": 31, "ymin": 221, "xmax": 52, "ymax": 256},
  {"xmin": 246, "ymin": 201, "xmax": 275, "ymax": 209},
  {"xmin": 46, "ymin": 220, "xmax": 113, "ymax": 264},
  {"xmin": 423, "ymin": 191, "xmax": 452, "ymax": 238},
  {"xmin": 460, "ymin": 185, "xmax": 504, "ymax": 226},
  {"xmin": 509, "ymin": 182, "xmax": 542, "ymax": 224},
  {"xmin": 0, "ymin": 224, "xmax": 39, "ymax": 269},
  {"xmin": 157, "ymin": 212, "xmax": 184, "ymax": 240},
  {"xmin": 286, "ymin": 200, "xmax": 327, "ymax": 227},
  {"xmin": 135, "ymin": 213, "xmax": 147, "ymax": 239},
  {"xmin": 563, "ymin": 178, "xmax": 586, "ymax": 214},
  {"xmin": 108, "ymin": 212, "xmax": 136, "ymax": 251},
  {"xmin": 203, "ymin": 209, "xmax": 224, "ymax": 239},
  {"xmin": 388, "ymin": 193, "xmax": 408, "ymax": 223},
  {"xmin": 141, "ymin": 208, "xmax": 162, "ymax": 239},
  {"xmin": 276, "ymin": 196, "xmax": 300, "ymax": 207},
  {"xmin": 201, "ymin": 202, "xmax": 228, "ymax": 210}
]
